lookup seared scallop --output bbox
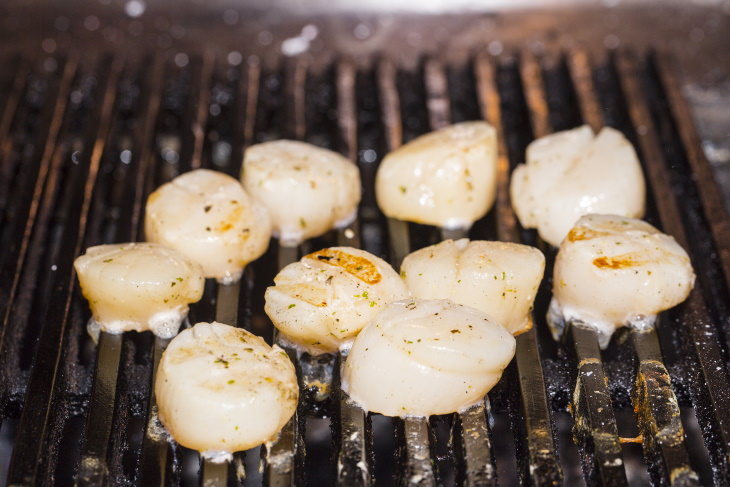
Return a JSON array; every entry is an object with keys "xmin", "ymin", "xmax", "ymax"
[
  {"xmin": 265, "ymin": 247, "xmax": 410, "ymax": 354},
  {"xmin": 548, "ymin": 214, "xmax": 695, "ymax": 348},
  {"xmin": 375, "ymin": 121, "xmax": 497, "ymax": 230},
  {"xmin": 155, "ymin": 322, "xmax": 298, "ymax": 460},
  {"xmin": 241, "ymin": 140, "xmax": 361, "ymax": 247},
  {"xmin": 343, "ymin": 299, "xmax": 515, "ymax": 417},
  {"xmin": 510, "ymin": 125, "xmax": 646, "ymax": 247},
  {"xmin": 74, "ymin": 243, "xmax": 205, "ymax": 339},
  {"xmin": 401, "ymin": 239, "xmax": 544, "ymax": 335},
  {"xmin": 145, "ymin": 169, "xmax": 271, "ymax": 284}
]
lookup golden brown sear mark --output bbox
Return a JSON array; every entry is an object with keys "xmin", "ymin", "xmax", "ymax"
[
  {"xmin": 568, "ymin": 227, "xmax": 610, "ymax": 242},
  {"xmin": 307, "ymin": 249, "xmax": 382, "ymax": 284},
  {"xmin": 593, "ymin": 254, "xmax": 642, "ymax": 269}
]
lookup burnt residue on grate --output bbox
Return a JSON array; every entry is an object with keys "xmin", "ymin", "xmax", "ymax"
[{"xmin": 0, "ymin": 48, "xmax": 729, "ymax": 487}]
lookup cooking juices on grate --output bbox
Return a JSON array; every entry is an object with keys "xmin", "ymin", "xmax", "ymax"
[{"xmin": 1, "ymin": 47, "xmax": 729, "ymax": 486}]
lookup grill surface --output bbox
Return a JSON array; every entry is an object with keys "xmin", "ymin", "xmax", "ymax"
[{"xmin": 1, "ymin": 45, "xmax": 730, "ymax": 487}]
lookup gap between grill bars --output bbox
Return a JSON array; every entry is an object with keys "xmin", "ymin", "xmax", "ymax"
[{"xmin": 0, "ymin": 47, "xmax": 728, "ymax": 487}]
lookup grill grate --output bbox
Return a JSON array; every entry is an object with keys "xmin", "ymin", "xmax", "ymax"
[{"xmin": 1, "ymin": 48, "xmax": 729, "ymax": 486}]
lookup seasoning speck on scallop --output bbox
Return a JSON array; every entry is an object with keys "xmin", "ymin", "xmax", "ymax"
[
  {"xmin": 145, "ymin": 169, "xmax": 271, "ymax": 284},
  {"xmin": 375, "ymin": 121, "xmax": 497, "ymax": 230},
  {"xmin": 241, "ymin": 140, "xmax": 361, "ymax": 247},
  {"xmin": 343, "ymin": 299, "xmax": 515, "ymax": 417},
  {"xmin": 155, "ymin": 322, "xmax": 298, "ymax": 461},
  {"xmin": 401, "ymin": 239, "xmax": 544, "ymax": 335},
  {"xmin": 510, "ymin": 125, "xmax": 646, "ymax": 247},
  {"xmin": 265, "ymin": 246, "xmax": 410, "ymax": 354},
  {"xmin": 548, "ymin": 214, "xmax": 695, "ymax": 347},
  {"xmin": 74, "ymin": 242, "xmax": 205, "ymax": 340}
]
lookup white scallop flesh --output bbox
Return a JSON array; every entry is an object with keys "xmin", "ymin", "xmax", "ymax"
[
  {"xmin": 145, "ymin": 169, "xmax": 271, "ymax": 284},
  {"xmin": 549, "ymin": 214, "xmax": 695, "ymax": 348},
  {"xmin": 401, "ymin": 239, "xmax": 545, "ymax": 335},
  {"xmin": 265, "ymin": 247, "xmax": 410, "ymax": 355},
  {"xmin": 241, "ymin": 140, "xmax": 361, "ymax": 247},
  {"xmin": 155, "ymin": 322, "xmax": 298, "ymax": 460},
  {"xmin": 74, "ymin": 243, "xmax": 205, "ymax": 339},
  {"xmin": 510, "ymin": 125, "xmax": 646, "ymax": 247},
  {"xmin": 375, "ymin": 121, "xmax": 497, "ymax": 230},
  {"xmin": 342, "ymin": 299, "xmax": 515, "ymax": 417}
]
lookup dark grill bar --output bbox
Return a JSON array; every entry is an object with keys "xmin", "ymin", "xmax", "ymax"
[
  {"xmin": 0, "ymin": 46, "xmax": 729, "ymax": 487},
  {"xmin": 475, "ymin": 53, "xmax": 563, "ymax": 486},
  {"xmin": 568, "ymin": 49, "xmax": 700, "ymax": 486}
]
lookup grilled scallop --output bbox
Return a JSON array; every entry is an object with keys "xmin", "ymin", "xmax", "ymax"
[
  {"xmin": 74, "ymin": 243, "xmax": 205, "ymax": 340},
  {"xmin": 401, "ymin": 239, "xmax": 544, "ymax": 335},
  {"xmin": 375, "ymin": 121, "xmax": 497, "ymax": 230},
  {"xmin": 145, "ymin": 169, "xmax": 271, "ymax": 284},
  {"xmin": 548, "ymin": 214, "xmax": 695, "ymax": 348},
  {"xmin": 265, "ymin": 247, "xmax": 410, "ymax": 355},
  {"xmin": 343, "ymin": 299, "xmax": 515, "ymax": 417},
  {"xmin": 241, "ymin": 140, "xmax": 361, "ymax": 247},
  {"xmin": 510, "ymin": 125, "xmax": 646, "ymax": 247},
  {"xmin": 155, "ymin": 322, "xmax": 298, "ymax": 461}
]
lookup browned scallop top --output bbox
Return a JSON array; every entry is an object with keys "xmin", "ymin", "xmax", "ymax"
[{"xmin": 306, "ymin": 249, "xmax": 382, "ymax": 284}]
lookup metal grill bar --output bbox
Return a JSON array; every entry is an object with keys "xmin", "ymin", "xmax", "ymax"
[
  {"xmin": 453, "ymin": 402, "xmax": 496, "ymax": 486},
  {"xmin": 560, "ymin": 50, "xmax": 632, "ymax": 484},
  {"xmin": 475, "ymin": 53, "xmax": 519, "ymax": 243},
  {"xmin": 569, "ymin": 323, "xmax": 627, "ymax": 485},
  {"xmin": 615, "ymin": 51, "xmax": 730, "ymax": 484},
  {"xmin": 76, "ymin": 332, "xmax": 123, "ymax": 486},
  {"xmin": 139, "ymin": 336, "xmax": 171, "ymax": 486},
  {"xmin": 476, "ymin": 52, "xmax": 562, "ymax": 485},
  {"xmin": 7, "ymin": 54, "xmax": 123, "ymax": 486},
  {"xmin": 130, "ymin": 55, "xmax": 165, "ymax": 240},
  {"xmin": 399, "ymin": 417, "xmax": 436, "ymax": 486},
  {"xmin": 655, "ymin": 55, "xmax": 730, "ymax": 293},
  {"xmin": 573, "ymin": 49, "xmax": 705, "ymax": 485},
  {"xmin": 216, "ymin": 280, "xmax": 241, "ymax": 327},
  {"xmin": 566, "ymin": 50, "xmax": 603, "ymax": 133},
  {"xmin": 606, "ymin": 51, "xmax": 701, "ymax": 485},
  {"xmin": 140, "ymin": 337, "xmax": 170, "ymax": 485},
  {"xmin": 0, "ymin": 57, "xmax": 77, "ymax": 384},
  {"xmin": 0, "ymin": 59, "xmax": 30, "ymax": 185},
  {"xmin": 180, "ymin": 51, "xmax": 214, "ymax": 172},
  {"xmin": 190, "ymin": 50, "xmax": 214, "ymax": 170}
]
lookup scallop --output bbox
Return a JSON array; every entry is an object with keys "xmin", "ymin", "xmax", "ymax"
[
  {"xmin": 74, "ymin": 243, "xmax": 205, "ymax": 339},
  {"xmin": 510, "ymin": 125, "xmax": 646, "ymax": 247},
  {"xmin": 548, "ymin": 214, "xmax": 695, "ymax": 348},
  {"xmin": 401, "ymin": 239, "xmax": 544, "ymax": 335},
  {"xmin": 265, "ymin": 247, "xmax": 410, "ymax": 355},
  {"xmin": 342, "ymin": 299, "xmax": 515, "ymax": 417},
  {"xmin": 375, "ymin": 121, "xmax": 497, "ymax": 230},
  {"xmin": 145, "ymin": 169, "xmax": 271, "ymax": 284},
  {"xmin": 241, "ymin": 140, "xmax": 361, "ymax": 247},
  {"xmin": 155, "ymin": 322, "xmax": 298, "ymax": 460}
]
